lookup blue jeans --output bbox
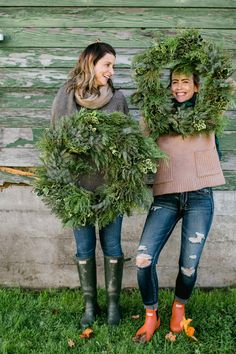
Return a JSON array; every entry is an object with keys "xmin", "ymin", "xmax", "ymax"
[
  {"xmin": 73, "ymin": 215, "xmax": 123, "ymax": 259},
  {"xmin": 136, "ymin": 188, "xmax": 214, "ymax": 309}
]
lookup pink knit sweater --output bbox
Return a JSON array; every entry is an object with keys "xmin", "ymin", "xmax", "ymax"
[{"xmin": 153, "ymin": 133, "xmax": 225, "ymax": 196}]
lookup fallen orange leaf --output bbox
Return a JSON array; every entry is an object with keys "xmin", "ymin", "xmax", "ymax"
[
  {"xmin": 180, "ymin": 316, "xmax": 192, "ymax": 331},
  {"xmin": 180, "ymin": 316, "xmax": 198, "ymax": 341},
  {"xmin": 165, "ymin": 331, "xmax": 176, "ymax": 342},
  {"xmin": 186, "ymin": 326, "xmax": 195, "ymax": 337},
  {"xmin": 67, "ymin": 339, "xmax": 75, "ymax": 347},
  {"xmin": 80, "ymin": 327, "xmax": 93, "ymax": 339}
]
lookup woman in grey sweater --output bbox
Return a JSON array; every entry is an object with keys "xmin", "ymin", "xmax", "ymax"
[{"xmin": 51, "ymin": 42, "xmax": 129, "ymax": 328}]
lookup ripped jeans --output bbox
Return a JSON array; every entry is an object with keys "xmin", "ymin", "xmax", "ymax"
[{"xmin": 136, "ymin": 188, "xmax": 214, "ymax": 309}]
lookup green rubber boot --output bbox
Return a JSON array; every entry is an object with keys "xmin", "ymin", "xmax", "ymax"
[
  {"xmin": 104, "ymin": 256, "xmax": 124, "ymax": 326},
  {"xmin": 76, "ymin": 257, "xmax": 100, "ymax": 328}
]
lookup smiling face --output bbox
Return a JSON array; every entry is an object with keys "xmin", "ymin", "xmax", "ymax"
[
  {"xmin": 171, "ymin": 72, "xmax": 199, "ymax": 103},
  {"xmin": 94, "ymin": 53, "xmax": 116, "ymax": 87}
]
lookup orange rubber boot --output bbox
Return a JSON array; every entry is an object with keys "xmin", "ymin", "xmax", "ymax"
[
  {"xmin": 133, "ymin": 309, "xmax": 160, "ymax": 343},
  {"xmin": 170, "ymin": 300, "xmax": 185, "ymax": 333}
]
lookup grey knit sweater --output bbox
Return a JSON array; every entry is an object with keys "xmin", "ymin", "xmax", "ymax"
[
  {"xmin": 51, "ymin": 81, "xmax": 129, "ymax": 191},
  {"xmin": 51, "ymin": 80, "xmax": 129, "ymax": 125}
]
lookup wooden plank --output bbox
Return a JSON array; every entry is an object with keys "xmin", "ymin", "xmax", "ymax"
[
  {"xmin": 1, "ymin": 48, "xmax": 235, "ymax": 68},
  {"xmin": 0, "ymin": 88, "xmax": 134, "ymax": 108},
  {"xmin": 0, "ymin": 109, "xmax": 51, "ymax": 128},
  {"xmin": 221, "ymin": 151, "xmax": 236, "ymax": 170},
  {"xmin": 214, "ymin": 171, "xmax": 236, "ymax": 190},
  {"xmin": 0, "ymin": 108, "xmax": 138, "ymax": 127},
  {"xmin": 0, "ymin": 0, "xmax": 235, "ymax": 7},
  {"xmin": 0, "ymin": 48, "xmax": 140, "ymax": 68},
  {"xmin": 1, "ymin": 88, "xmax": 235, "ymax": 113},
  {"xmin": 1, "ymin": 7, "xmax": 235, "ymax": 29},
  {"xmin": 0, "ymin": 88, "xmax": 57, "ymax": 108},
  {"xmin": 0, "ymin": 171, "xmax": 34, "ymax": 186},
  {"xmin": 225, "ymin": 110, "xmax": 236, "ymax": 131},
  {"xmin": 0, "ymin": 148, "xmax": 40, "ymax": 166},
  {"xmin": 0, "ymin": 168, "xmax": 235, "ymax": 190},
  {"xmin": 1, "ymin": 67, "xmax": 236, "ymax": 89},
  {"xmin": 1, "ymin": 128, "xmax": 235, "ymax": 149},
  {"xmin": 0, "ymin": 68, "xmax": 68, "ymax": 89},
  {"xmin": 0, "ymin": 108, "xmax": 234, "ymax": 130},
  {"xmin": 0, "ymin": 128, "xmax": 42, "ymax": 148},
  {"xmin": 1, "ymin": 28, "xmax": 236, "ymax": 49},
  {"xmin": 3, "ymin": 127, "xmax": 234, "ymax": 150},
  {"xmin": 220, "ymin": 131, "xmax": 236, "ymax": 150},
  {"xmin": 0, "ymin": 68, "xmax": 135, "ymax": 89},
  {"xmin": 0, "ymin": 128, "xmax": 235, "ymax": 163}
]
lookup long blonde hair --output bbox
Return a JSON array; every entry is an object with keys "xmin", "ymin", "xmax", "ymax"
[{"xmin": 67, "ymin": 42, "xmax": 116, "ymax": 96}]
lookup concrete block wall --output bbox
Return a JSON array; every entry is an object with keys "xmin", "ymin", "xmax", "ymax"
[{"xmin": 0, "ymin": 186, "xmax": 235, "ymax": 289}]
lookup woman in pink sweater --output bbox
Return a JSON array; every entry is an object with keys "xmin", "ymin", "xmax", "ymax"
[{"xmin": 133, "ymin": 66, "xmax": 225, "ymax": 343}]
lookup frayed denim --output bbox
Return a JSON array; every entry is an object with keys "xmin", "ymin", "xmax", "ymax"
[{"xmin": 136, "ymin": 188, "xmax": 214, "ymax": 307}]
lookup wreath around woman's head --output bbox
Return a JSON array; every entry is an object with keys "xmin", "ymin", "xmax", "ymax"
[
  {"xmin": 132, "ymin": 29, "xmax": 235, "ymax": 139},
  {"xmin": 34, "ymin": 109, "xmax": 164, "ymax": 228}
]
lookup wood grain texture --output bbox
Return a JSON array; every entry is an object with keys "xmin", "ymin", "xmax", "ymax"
[
  {"xmin": 1, "ymin": 67, "xmax": 236, "ymax": 89},
  {"xmin": 0, "ymin": 0, "xmax": 235, "ymax": 7},
  {"xmin": 0, "ymin": 127, "xmax": 235, "ymax": 191},
  {"xmin": 0, "ymin": 109, "xmax": 51, "ymax": 128},
  {"xmin": 0, "ymin": 171, "xmax": 34, "ymax": 186},
  {"xmin": 1, "ymin": 7, "xmax": 235, "ymax": 29},
  {"xmin": 0, "ymin": 48, "xmax": 139, "ymax": 68},
  {"xmin": 1, "ymin": 29, "xmax": 236, "ymax": 49},
  {"xmin": 0, "ymin": 130, "xmax": 226, "ymax": 155},
  {"xmin": 0, "ymin": 68, "xmax": 135, "ymax": 89},
  {"xmin": 1, "ymin": 48, "xmax": 235, "ymax": 68},
  {"xmin": 1, "ymin": 170, "xmax": 236, "ymax": 189},
  {"xmin": 1, "ymin": 128, "xmax": 235, "ymax": 150},
  {"xmin": 0, "ymin": 108, "xmax": 138, "ymax": 127},
  {"xmin": 0, "ymin": 1, "xmax": 235, "ymax": 193}
]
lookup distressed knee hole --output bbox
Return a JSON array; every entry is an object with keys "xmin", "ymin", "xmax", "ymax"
[
  {"xmin": 189, "ymin": 232, "xmax": 205, "ymax": 244},
  {"xmin": 189, "ymin": 254, "xmax": 197, "ymax": 260},
  {"xmin": 136, "ymin": 253, "xmax": 152, "ymax": 268},
  {"xmin": 137, "ymin": 245, "xmax": 147, "ymax": 252},
  {"xmin": 181, "ymin": 266, "xmax": 195, "ymax": 277}
]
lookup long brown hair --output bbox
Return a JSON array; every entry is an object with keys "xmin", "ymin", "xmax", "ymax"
[{"xmin": 67, "ymin": 42, "xmax": 116, "ymax": 96}]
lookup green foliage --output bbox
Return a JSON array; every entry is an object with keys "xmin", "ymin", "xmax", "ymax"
[
  {"xmin": 34, "ymin": 109, "xmax": 164, "ymax": 228},
  {"xmin": 132, "ymin": 29, "xmax": 235, "ymax": 139},
  {"xmin": 0, "ymin": 288, "xmax": 235, "ymax": 353}
]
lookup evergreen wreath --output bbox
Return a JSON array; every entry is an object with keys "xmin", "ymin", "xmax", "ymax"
[
  {"xmin": 132, "ymin": 29, "xmax": 235, "ymax": 139},
  {"xmin": 34, "ymin": 109, "xmax": 164, "ymax": 228}
]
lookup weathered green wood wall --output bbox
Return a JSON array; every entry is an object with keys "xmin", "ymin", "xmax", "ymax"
[
  {"xmin": 0, "ymin": 1, "xmax": 235, "ymax": 289},
  {"xmin": 0, "ymin": 0, "xmax": 235, "ymax": 188}
]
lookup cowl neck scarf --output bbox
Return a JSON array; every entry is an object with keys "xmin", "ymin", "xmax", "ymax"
[{"xmin": 75, "ymin": 85, "xmax": 113, "ymax": 109}]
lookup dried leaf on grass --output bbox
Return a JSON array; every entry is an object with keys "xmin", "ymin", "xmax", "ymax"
[
  {"xmin": 180, "ymin": 316, "xmax": 198, "ymax": 341},
  {"xmin": 67, "ymin": 339, "xmax": 76, "ymax": 347},
  {"xmin": 131, "ymin": 315, "xmax": 140, "ymax": 320},
  {"xmin": 165, "ymin": 331, "xmax": 176, "ymax": 342},
  {"xmin": 80, "ymin": 327, "xmax": 93, "ymax": 339}
]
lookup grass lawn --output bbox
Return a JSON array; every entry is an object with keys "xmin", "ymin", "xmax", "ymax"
[{"xmin": 0, "ymin": 287, "xmax": 235, "ymax": 354}]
